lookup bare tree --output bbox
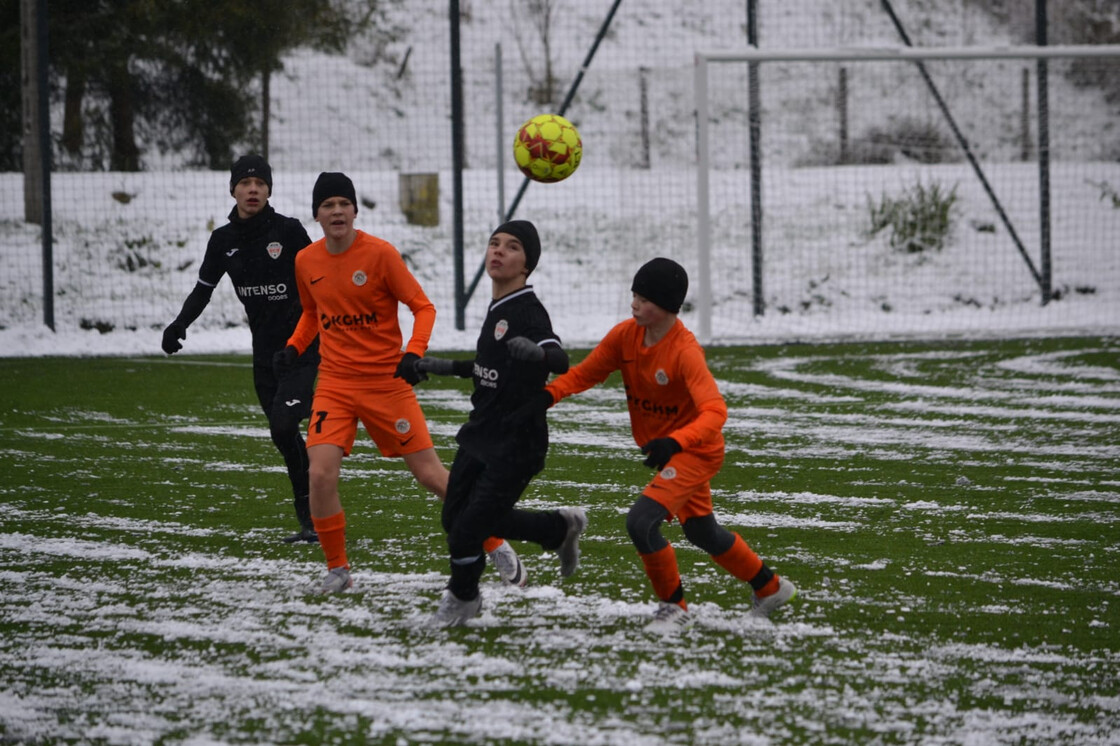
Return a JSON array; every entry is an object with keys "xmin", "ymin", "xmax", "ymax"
[{"xmin": 509, "ymin": 0, "xmax": 560, "ymax": 106}]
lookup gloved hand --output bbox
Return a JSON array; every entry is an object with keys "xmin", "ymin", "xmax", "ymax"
[
  {"xmin": 502, "ymin": 389, "xmax": 554, "ymax": 427},
  {"xmin": 273, "ymin": 345, "xmax": 299, "ymax": 377},
  {"xmin": 506, "ymin": 336, "xmax": 544, "ymax": 362},
  {"xmin": 394, "ymin": 352, "xmax": 426, "ymax": 385},
  {"xmin": 161, "ymin": 321, "xmax": 186, "ymax": 354},
  {"xmin": 640, "ymin": 438, "xmax": 682, "ymax": 470}
]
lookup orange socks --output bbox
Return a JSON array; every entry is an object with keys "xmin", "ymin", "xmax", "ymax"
[
  {"xmin": 713, "ymin": 533, "xmax": 780, "ymax": 596},
  {"xmin": 482, "ymin": 536, "xmax": 504, "ymax": 554},
  {"xmin": 640, "ymin": 544, "xmax": 686, "ymax": 609},
  {"xmin": 312, "ymin": 510, "xmax": 348, "ymax": 570}
]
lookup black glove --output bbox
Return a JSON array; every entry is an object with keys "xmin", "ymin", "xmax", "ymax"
[
  {"xmin": 640, "ymin": 438, "xmax": 682, "ymax": 470},
  {"xmin": 506, "ymin": 336, "xmax": 544, "ymax": 362},
  {"xmin": 161, "ymin": 321, "xmax": 186, "ymax": 354},
  {"xmin": 502, "ymin": 389, "xmax": 554, "ymax": 428},
  {"xmin": 273, "ymin": 345, "xmax": 299, "ymax": 376},
  {"xmin": 394, "ymin": 352, "xmax": 426, "ymax": 385}
]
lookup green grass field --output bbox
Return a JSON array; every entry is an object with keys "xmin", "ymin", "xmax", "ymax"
[{"xmin": 1, "ymin": 336, "xmax": 1118, "ymax": 745}]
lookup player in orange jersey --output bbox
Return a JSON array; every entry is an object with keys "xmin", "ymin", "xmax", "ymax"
[
  {"xmin": 276, "ymin": 172, "xmax": 524, "ymax": 593},
  {"xmin": 529, "ymin": 257, "xmax": 796, "ymax": 631}
]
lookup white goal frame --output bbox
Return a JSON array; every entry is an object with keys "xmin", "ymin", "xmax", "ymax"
[{"xmin": 693, "ymin": 44, "xmax": 1120, "ymax": 344}]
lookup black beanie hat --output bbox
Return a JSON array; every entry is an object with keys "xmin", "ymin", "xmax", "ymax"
[
  {"xmin": 230, "ymin": 154, "xmax": 272, "ymax": 195},
  {"xmin": 631, "ymin": 257, "xmax": 688, "ymax": 314},
  {"xmin": 312, "ymin": 172, "xmax": 358, "ymax": 218},
  {"xmin": 490, "ymin": 220, "xmax": 541, "ymax": 274}
]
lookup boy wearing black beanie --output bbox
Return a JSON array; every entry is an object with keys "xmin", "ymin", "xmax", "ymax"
[
  {"xmin": 161, "ymin": 155, "xmax": 320, "ymax": 544},
  {"xmin": 415, "ymin": 220, "xmax": 587, "ymax": 627},
  {"xmin": 532, "ymin": 257, "xmax": 797, "ymax": 632}
]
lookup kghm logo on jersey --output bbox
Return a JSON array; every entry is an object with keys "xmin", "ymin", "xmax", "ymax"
[
  {"xmin": 352, "ymin": 270, "xmax": 368, "ymax": 287},
  {"xmin": 627, "ymin": 393, "xmax": 679, "ymax": 417},
  {"xmin": 395, "ymin": 418, "xmax": 411, "ymax": 434},
  {"xmin": 267, "ymin": 241, "xmax": 283, "ymax": 259},
  {"xmin": 494, "ymin": 319, "xmax": 509, "ymax": 341},
  {"xmin": 320, "ymin": 311, "xmax": 377, "ymax": 331},
  {"xmin": 655, "ymin": 369, "xmax": 670, "ymax": 386}
]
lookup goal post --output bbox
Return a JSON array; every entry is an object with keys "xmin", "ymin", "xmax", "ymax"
[{"xmin": 694, "ymin": 44, "xmax": 1120, "ymax": 343}]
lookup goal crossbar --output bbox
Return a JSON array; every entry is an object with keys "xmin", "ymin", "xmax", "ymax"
[{"xmin": 697, "ymin": 44, "xmax": 1120, "ymax": 64}]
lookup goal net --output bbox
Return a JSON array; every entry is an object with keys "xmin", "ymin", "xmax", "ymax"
[{"xmin": 693, "ymin": 44, "xmax": 1120, "ymax": 342}]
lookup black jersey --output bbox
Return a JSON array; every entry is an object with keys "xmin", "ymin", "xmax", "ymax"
[
  {"xmin": 456, "ymin": 286, "xmax": 562, "ymax": 469},
  {"xmin": 197, "ymin": 204, "xmax": 314, "ymax": 361}
]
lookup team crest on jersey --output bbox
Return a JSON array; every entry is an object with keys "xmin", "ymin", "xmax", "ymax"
[
  {"xmin": 266, "ymin": 241, "xmax": 283, "ymax": 259},
  {"xmin": 655, "ymin": 369, "xmax": 670, "ymax": 386},
  {"xmin": 494, "ymin": 319, "xmax": 509, "ymax": 341},
  {"xmin": 661, "ymin": 466, "xmax": 678, "ymax": 480},
  {"xmin": 395, "ymin": 418, "xmax": 411, "ymax": 434},
  {"xmin": 352, "ymin": 270, "xmax": 368, "ymax": 287}
]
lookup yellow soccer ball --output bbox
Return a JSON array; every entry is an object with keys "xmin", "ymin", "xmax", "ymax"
[{"xmin": 513, "ymin": 114, "xmax": 582, "ymax": 183}]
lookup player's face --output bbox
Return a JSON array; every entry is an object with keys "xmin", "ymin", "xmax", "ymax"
[
  {"xmin": 631, "ymin": 293, "xmax": 669, "ymax": 328},
  {"xmin": 232, "ymin": 177, "xmax": 270, "ymax": 219},
  {"xmin": 486, "ymin": 232, "xmax": 528, "ymax": 282},
  {"xmin": 315, "ymin": 197, "xmax": 356, "ymax": 240}
]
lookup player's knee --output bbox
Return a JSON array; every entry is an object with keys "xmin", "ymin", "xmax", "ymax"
[
  {"xmin": 268, "ymin": 405, "xmax": 302, "ymax": 438},
  {"xmin": 682, "ymin": 513, "xmax": 734, "ymax": 555},
  {"xmin": 627, "ymin": 496, "xmax": 668, "ymax": 554},
  {"xmin": 307, "ymin": 461, "xmax": 336, "ymax": 492}
]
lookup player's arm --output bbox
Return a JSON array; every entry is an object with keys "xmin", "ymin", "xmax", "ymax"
[
  {"xmin": 284, "ymin": 255, "xmax": 319, "ymax": 355},
  {"xmin": 667, "ymin": 349, "xmax": 728, "ymax": 449},
  {"xmin": 506, "ymin": 336, "xmax": 569, "ymax": 375},
  {"xmin": 545, "ymin": 324, "xmax": 624, "ymax": 405},
  {"xmin": 415, "ymin": 356, "xmax": 473, "ymax": 378},
  {"xmin": 161, "ymin": 234, "xmax": 225, "ymax": 354},
  {"xmin": 383, "ymin": 249, "xmax": 436, "ymax": 357}
]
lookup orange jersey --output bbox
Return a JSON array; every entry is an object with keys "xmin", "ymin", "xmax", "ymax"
[
  {"xmin": 287, "ymin": 230, "xmax": 435, "ymax": 378},
  {"xmin": 546, "ymin": 318, "xmax": 726, "ymax": 458}
]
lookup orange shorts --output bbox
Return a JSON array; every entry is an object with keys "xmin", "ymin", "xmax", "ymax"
[
  {"xmin": 306, "ymin": 376, "xmax": 434, "ymax": 457},
  {"xmin": 642, "ymin": 449, "xmax": 724, "ymax": 524}
]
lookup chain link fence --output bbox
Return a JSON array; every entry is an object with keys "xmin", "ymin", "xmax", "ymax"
[{"xmin": 2, "ymin": 0, "xmax": 1118, "ymax": 348}]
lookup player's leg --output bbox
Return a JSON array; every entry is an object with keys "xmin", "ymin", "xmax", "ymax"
[
  {"xmin": 627, "ymin": 495, "xmax": 683, "ymax": 603},
  {"xmin": 264, "ymin": 360, "xmax": 317, "ymax": 542},
  {"xmin": 253, "ymin": 361, "xmax": 314, "ymax": 542},
  {"xmin": 487, "ymin": 477, "xmax": 584, "ymax": 579},
  {"xmin": 304, "ymin": 385, "xmax": 359, "ymax": 593},
  {"xmin": 431, "ymin": 450, "xmax": 487, "ymax": 627},
  {"xmin": 680, "ymin": 509, "xmax": 797, "ymax": 620},
  {"xmin": 399, "ymin": 445, "xmax": 526, "ymax": 586},
  {"xmin": 401, "ymin": 446, "xmax": 447, "ymax": 497}
]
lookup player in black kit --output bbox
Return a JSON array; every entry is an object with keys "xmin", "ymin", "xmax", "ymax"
[
  {"xmin": 413, "ymin": 220, "xmax": 587, "ymax": 627},
  {"xmin": 161, "ymin": 154, "xmax": 320, "ymax": 543}
]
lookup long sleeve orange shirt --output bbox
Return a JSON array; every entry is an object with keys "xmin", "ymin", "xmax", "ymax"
[
  {"xmin": 546, "ymin": 317, "xmax": 726, "ymax": 459},
  {"xmin": 287, "ymin": 230, "xmax": 435, "ymax": 379}
]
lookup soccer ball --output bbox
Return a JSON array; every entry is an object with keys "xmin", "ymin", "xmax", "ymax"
[{"xmin": 513, "ymin": 114, "xmax": 582, "ymax": 183}]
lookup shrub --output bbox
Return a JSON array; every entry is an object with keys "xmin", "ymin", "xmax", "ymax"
[
  {"xmin": 866, "ymin": 180, "xmax": 959, "ymax": 254},
  {"xmin": 850, "ymin": 118, "xmax": 958, "ymax": 165}
]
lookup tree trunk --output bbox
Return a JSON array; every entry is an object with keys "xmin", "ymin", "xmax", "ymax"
[
  {"xmin": 61, "ymin": 66, "xmax": 85, "ymax": 156},
  {"xmin": 107, "ymin": 60, "xmax": 140, "ymax": 171},
  {"xmin": 21, "ymin": 0, "xmax": 44, "ymax": 223},
  {"xmin": 261, "ymin": 66, "xmax": 271, "ymax": 162}
]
